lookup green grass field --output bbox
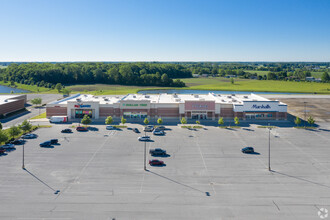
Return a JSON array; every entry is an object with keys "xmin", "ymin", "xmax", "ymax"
[
  {"xmin": 245, "ymin": 70, "xmax": 270, "ymax": 76},
  {"xmin": 1, "ymin": 77, "xmax": 330, "ymax": 95},
  {"xmin": 181, "ymin": 77, "xmax": 330, "ymax": 94},
  {"xmin": 30, "ymin": 112, "xmax": 46, "ymax": 119}
]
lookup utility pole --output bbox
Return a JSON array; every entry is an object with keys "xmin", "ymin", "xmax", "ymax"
[{"xmin": 268, "ymin": 123, "xmax": 271, "ymax": 171}]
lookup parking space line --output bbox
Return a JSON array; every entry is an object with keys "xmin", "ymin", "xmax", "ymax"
[
  {"xmin": 192, "ymin": 130, "xmax": 216, "ymax": 195},
  {"xmin": 58, "ymin": 131, "xmax": 114, "ymax": 197}
]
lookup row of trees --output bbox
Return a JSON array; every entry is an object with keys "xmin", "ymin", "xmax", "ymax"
[
  {"xmin": 0, "ymin": 63, "xmax": 189, "ymax": 88},
  {"xmin": 0, "ymin": 120, "xmax": 33, "ymax": 144}
]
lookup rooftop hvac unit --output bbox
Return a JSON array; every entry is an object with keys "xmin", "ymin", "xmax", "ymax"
[
  {"xmin": 133, "ymin": 96, "xmax": 136, "ymax": 98},
  {"xmin": 145, "ymin": 95, "xmax": 150, "ymax": 98},
  {"xmin": 175, "ymin": 98, "xmax": 181, "ymax": 102},
  {"xmin": 244, "ymin": 96, "xmax": 248, "ymax": 99},
  {"xmin": 194, "ymin": 95, "xmax": 199, "ymax": 98},
  {"xmin": 227, "ymin": 96, "xmax": 231, "ymax": 98},
  {"xmin": 76, "ymin": 98, "xmax": 81, "ymax": 102},
  {"xmin": 232, "ymin": 94, "xmax": 236, "ymax": 96},
  {"xmin": 104, "ymin": 98, "xmax": 109, "ymax": 101},
  {"xmin": 232, "ymin": 99, "xmax": 237, "ymax": 102},
  {"xmin": 218, "ymin": 94, "xmax": 221, "ymax": 97}
]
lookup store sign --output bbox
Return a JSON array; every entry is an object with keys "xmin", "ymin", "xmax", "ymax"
[
  {"xmin": 192, "ymin": 104, "xmax": 208, "ymax": 109},
  {"xmin": 122, "ymin": 103, "xmax": 148, "ymax": 107},
  {"xmin": 74, "ymin": 104, "xmax": 91, "ymax": 108},
  {"xmin": 251, "ymin": 104, "xmax": 271, "ymax": 109}
]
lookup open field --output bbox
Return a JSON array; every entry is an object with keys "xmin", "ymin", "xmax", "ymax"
[
  {"xmin": 0, "ymin": 123, "xmax": 330, "ymax": 219},
  {"xmin": 245, "ymin": 70, "xmax": 270, "ymax": 75},
  {"xmin": 1, "ymin": 78, "xmax": 330, "ymax": 95},
  {"xmin": 182, "ymin": 78, "xmax": 330, "ymax": 94}
]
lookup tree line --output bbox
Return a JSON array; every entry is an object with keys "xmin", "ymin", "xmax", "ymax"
[{"xmin": 0, "ymin": 62, "xmax": 190, "ymax": 88}]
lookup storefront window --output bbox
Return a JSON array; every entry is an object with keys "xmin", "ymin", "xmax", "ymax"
[{"xmin": 75, "ymin": 109, "xmax": 92, "ymax": 118}]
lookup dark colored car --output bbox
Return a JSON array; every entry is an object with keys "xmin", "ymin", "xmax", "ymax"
[
  {"xmin": 149, "ymin": 159, "xmax": 164, "ymax": 166},
  {"xmin": 149, "ymin": 148, "xmax": 166, "ymax": 156},
  {"xmin": 50, "ymin": 139, "xmax": 58, "ymax": 144},
  {"xmin": 241, "ymin": 147, "xmax": 254, "ymax": 154},
  {"xmin": 155, "ymin": 126, "xmax": 165, "ymax": 131},
  {"xmin": 22, "ymin": 134, "xmax": 38, "ymax": 139},
  {"xmin": 133, "ymin": 128, "xmax": 140, "ymax": 133},
  {"xmin": 40, "ymin": 141, "xmax": 52, "ymax": 147},
  {"xmin": 61, "ymin": 129, "xmax": 72, "ymax": 133},
  {"xmin": 0, "ymin": 147, "xmax": 6, "ymax": 154},
  {"xmin": 76, "ymin": 126, "xmax": 88, "ymax": 131},
  {"xmin": 10, "ymin": 139, "xmax": 25, "ymax": 145}
]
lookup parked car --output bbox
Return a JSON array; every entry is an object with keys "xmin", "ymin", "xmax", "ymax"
[
  {"xmin": 22, "ymin": 134, "xmax": 37, "ymax": 139},
  {"xmin": 149, "ymin": 159, "xmax": 164, "ymax": 166},
  {"xmin": 153, "ymin": 130, "xmax": 165, "ymax": 135},
  {"xmin": 50, "ymin": 139, "xmax": 58, "ymax": 144},
  {"xmin": 76, "ymin": 126, "xmax": 88, "ymax": 131},
  {"xmin": 133, "ymin": 128, "xmax": 140, "ymax": 133},
  {"xmin": 241, "ymin": 147, "xmax": 254, "ymax": 154},
  {"xmin": 106, "ymin": 125, "xmax": 115, "ymax": 130},
  {"xmin": 155, "ymin": 126, "xmax": 166, "ymax": 131},
  {"xmin": 144, "ymin": 125, "xmax": 154, "ymax": 132},
  {"xmin": 0, "ymin": 147, "xmax": 6, "ymax": 154},
  {"xmin": 138, "ymin": 136, "xmax": 151, "ymax": 141},
  {"xmin": 10, "ymin": 139, "xmax": 25, "ymax": 145},
  {"xmin": 40, "ymin": 141, "xmax": 52, "ymax": 147},
  {"xmin": 149, "ymin": 148, "xmax": 166, "ymax": 156},
  {"xmin": 61, "ymin": 129, "xmax": 72, "ymax": 133},
  {"xmin": 1, "ymin": 144, "xmax": 16, "ymax": 150}
]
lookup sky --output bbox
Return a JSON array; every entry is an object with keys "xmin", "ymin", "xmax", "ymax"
[{"xmin": 0, "ymin": 0, "xmax": 330, "ymax": 62}]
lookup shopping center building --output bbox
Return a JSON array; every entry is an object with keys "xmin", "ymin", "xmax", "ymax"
[{"xmin": 46, "ymin": 93, "xmax": 287, "ymax": 121}]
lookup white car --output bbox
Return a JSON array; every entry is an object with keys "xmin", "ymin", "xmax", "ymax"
[
  {"xmin": 153, "ymin": 130, "xmax": 165, "ymax": 135},
  {"xmin": 1, "ymin": 144, "xmax": 16, "ymax": 149},
  {"xmin": 106, "ymin": 125, "xmax": 115, "ymax": 130},
  {"xmin": 138, "ymin": 136, "xmax": 151, "ymax": 141}
]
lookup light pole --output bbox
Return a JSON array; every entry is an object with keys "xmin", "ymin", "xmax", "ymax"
[
  {"xmin": 304, "ymin": 101, "xmax": 307, "ymax": 128},
  {"xmin": 144, "ymin": 130, "xmax": 147, "ymax": 171},
  {"xmin": 22, "ymin": 139, "xmax": 25, "ymax": 169},
  {"xmin": 268, "ymin": 123, "xmax": 271, "ymax": 171}
]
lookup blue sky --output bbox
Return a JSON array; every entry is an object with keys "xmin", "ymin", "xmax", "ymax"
[{"xmin": 0, "ymin": 0, "xmax": 330, "ymax": 62}]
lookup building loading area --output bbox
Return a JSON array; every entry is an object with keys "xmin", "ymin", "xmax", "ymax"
[
  {"xmin": 46, "ymin": 93, "xmax": 287, "ymax": 121},
  {"xmin": 0, "ymin": 94, "xmax": 27, "ymax": 118}
]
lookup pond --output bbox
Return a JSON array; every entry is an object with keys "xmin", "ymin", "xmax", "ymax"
[
  {"xmin": 0, "ymin": 85, "xmax": 30, "ymax": 93},
  {"xmin": 138, "ymin": 89, "xmax": 305, "ymax": 95}
]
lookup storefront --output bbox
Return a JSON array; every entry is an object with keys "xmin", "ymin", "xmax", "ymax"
[
  {"xmin": 184, "ymin": 101, "xmax": 215, "ymax": 120},
  {"xmin": 123, "ymin": 111, "xmax": 148, "ymax": 119},
  {"xmin": 120, "ymin": 100, "xmax": 150, "ymax": 119}
]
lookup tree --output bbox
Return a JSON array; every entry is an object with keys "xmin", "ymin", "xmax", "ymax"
[
  {"xmin": 81, "ymin": 115, "xmax": 91, "ymax": 126},
  {"xmin": 230, "ymin": 78, "xmax": 234, "ymax": 84},
  {"xmin": 321, "ymin": 72, "xmax": 330, "ymax": 82},
  {"xmin": 196, "ymin": 120, "xmax": 200, "ymax": 124},
  {"xmin": 0, "ymin": 122, "xmax": 2, "ymax": 130},
  {"xmin": 144, "ymin": 118, "xmax": 149, "ymax": 125},
  {"xmin": 0, "ymin": 130, "xmax": 8, "ymax": 144},
  {"xmin": 157, "ymin": 118, "xmax": 163, "ymax": 125},
  {"xmin": 31, "ymin": 98, "xmax": 42, "ymax": 107},
  {"xmin": 234, "ymin": 117, "xmax": 240, "ymax": 125},
  {"xmin": 307, "ymin": 115, "xmax": 315, "ymax": 126},
  {"xmin": 55, "ymin": 83, "xmax": 62, "ymax": 93},
  {"xmin": 8, "ymin": 125, "xmax": 21, "ymax": 139},
  {"xmin": 218, "ymin": 117, "xmax": 224, "ymax": 126},
  {"xmin": 62, "ymin": 88, "xmax": 71, "ymax": 96},
  {"xmin": 105, "ymin": 116, "xmax": 113, "ymax": 125},
  {"xmin": 121, "ymin": 116, "xmax": 126, "ymax": 125},
  {"xmin": 294, "ymin": 117, "xmax": 301, "ymax": 126},
  {"xmin": 20, "ymin": 120, "xmax": 32, "ymax": 133},
  {"xmin": 181, "ymin": 117, "xmax": 187, "ymax": 124}
]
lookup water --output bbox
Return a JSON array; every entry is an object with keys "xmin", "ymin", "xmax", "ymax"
[
  {"xmin": 0, "ymin": 85, "xmax": 29, "ymax": 93},
  {"xmin": 138, "ymin": 89, "xmax": 306, "ymax": 95}
]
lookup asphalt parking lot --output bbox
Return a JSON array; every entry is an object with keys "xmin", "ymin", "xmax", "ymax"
[{"xmin": 0, "ymin": 124, "xmax": 330, "ymax": 219}]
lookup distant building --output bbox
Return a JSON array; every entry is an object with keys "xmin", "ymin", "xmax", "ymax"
[
  {"xmin": 226, "ymin": 75, "xmax": 237, "ymax": 78},
  {"xmin": 201, "ymin": 74, "xmax": 208, "ymax": 77},
  {"xmin": 192, "ymin": 74, "xmax": 200, "ymax": 78},
  {"xmin": 306, "ymin": 77, "xmax": 315, "ymax": 81},
  {"xmin": 0, "ymin": 94, "xmax": 27, "ymax": 118}
]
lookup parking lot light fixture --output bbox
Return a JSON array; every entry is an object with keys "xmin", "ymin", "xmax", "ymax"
[{"xmin": 268, "ymin": 123, "xmax": 271, "ymax": 171}]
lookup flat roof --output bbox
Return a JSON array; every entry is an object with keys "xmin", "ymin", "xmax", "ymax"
[
  {"xmin": 48, "ymin": 93, "xmax": 286, "ymax": 106},
  {"xmin": 0, "ymin": 94, "xmax": 24, "ymax": 105}
]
